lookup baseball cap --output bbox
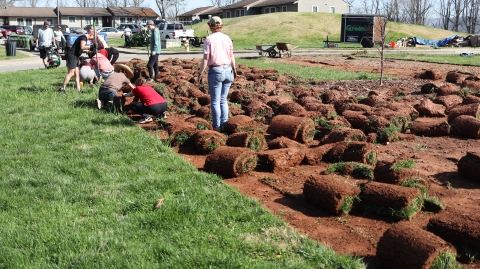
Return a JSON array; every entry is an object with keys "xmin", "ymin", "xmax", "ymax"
[
  {"xmin": 147, "ymin": 20, "xmax": 154, "ymax": 25},
  {"xmin": 44, "ymin": 21, "xmax": 50, "ymax": 26},
  {"xmin": 208, "ymin": 16, "xmax": 222, "ymax": 26}
]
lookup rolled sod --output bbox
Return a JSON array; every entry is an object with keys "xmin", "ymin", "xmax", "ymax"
[
  {"xmin": 342, "ymin": 110, "xmax": 370, "ymax": 129},
  {"xmin": 267, "ymin": 115, "xmax": 316, "ymax": 144},
  {"xmin": 267, "ymin": 136, "xmax": 306, "ymax": 150},
  {"xmin": 226, "ymin": 132, "xmax": 267, "ymax": 152},
  {"xmin": 193, "ymin": 130, "xmax": 227, "ymax": 154},
  {"xmin": 304, "ymin": 143, "xmax": 335, "ymax": 165},
  {"xmin": 303, "ymin": 175, "xmax": 361, "ymax": 215},
  {"xmin": 204, "ymin": 146, "xmax": 258, "ymax": 177},
  {"xmin": 377, "ymin": 222, "xmax": 456, "ymax": 269},
  {"xmin": 320, "ymin": 128, "xmax": 366, "ymax": 145},
  {"xmin": 374, "ymin": 160, "xmax": 428, "ymax": 186},
  {"xmin": 361, "ymin": 181, "xmax": 423, "ymax": 220},
  {"xmin": 414, "ymin": 99, "xmax": 446, "ymax": 117},
  {"xmin": 325, "ymin": 141, "xmax": 377, "ymax": 165},
  {"xmin": 450, "ymin": 115, "xmax": 480, "ymax": 139},
  {"xmin": 447, "ymin": 103, "xmax": 480, "ymax": 123},
  {"xmin": 223, "ymin": 115, "xmax": 257, "ymax": 134},
  {"xmin": 167, "ymin": 121, "xmax": 199, "ymax": 147},
  {"xmin": 185, "ymin": 116, "xmax": 213, "ymax": 130},
  {"xmin": 257, "ymin": 147, "xmax": 305, "ymax": 172},
  {"xmin": 427, "ymin": 210, "xmax": 480, "ymax": 250},
  {"xmin": 458, "ymin": 151, "xmax": 480, "ymax": 181},
  {"xmin": 410, "ymin": 118, "xmax": 450, "ymax": 137}
]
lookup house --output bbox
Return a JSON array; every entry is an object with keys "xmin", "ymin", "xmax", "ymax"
[
  {"xmin": 0, "ymin": 6, "xmax": 158, "ymax": 29},
  {"xmin": 180, "ymin": 0, "xmax": 351, "ymax": 20},
  {"xmin": 56, "ymin": 7, "xmax": 113, "ymax": 28},
  {"xmin": 107, "ymin": 7, "xmax": 158, "ymax": 28},
  {"xmin": 177, "ymin": 6, "xmax": 222, "ymax": 24},
  {"xmin": 0, "ymin": 7, "xmax": 57, "ymax": 26}
]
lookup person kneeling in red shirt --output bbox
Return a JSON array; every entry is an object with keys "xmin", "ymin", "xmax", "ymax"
[{"xmin": 124, "ymin": 78, "xmax": 168, "ymax": 124}]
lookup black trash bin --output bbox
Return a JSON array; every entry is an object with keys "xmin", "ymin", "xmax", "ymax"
[{"xmin": 6, "ymin": 34, "xmax": 18, "ymax": 57}]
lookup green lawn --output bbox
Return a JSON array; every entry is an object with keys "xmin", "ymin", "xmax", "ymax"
[{"xmin": 0, "ymin": 65, "xmax": 366, "ymax": 268}]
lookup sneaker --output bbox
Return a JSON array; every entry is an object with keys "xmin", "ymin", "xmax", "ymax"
[
  {"xmin": 138, "ymin": 116, "xmax": 153, "ymax": 124},
  {"xmin": 76, "ymin": 88, "xmax": 81, "ymax": 93},
  {"xmin": 146, "ymin": 78, "xmax": 154, "ymax": 82},
  {"xmin": 95, "ymin": 99, "xmax": 103, "ymax": 110},
  {"xmin": 162, "ymin": 112, "xmax": 168, "ymax": 119},
  {"xmin": 58, "ymin": 87, "xmax": 65, "ymax": 94}
]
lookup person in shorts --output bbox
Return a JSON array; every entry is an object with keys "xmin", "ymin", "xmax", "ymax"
[
  {"xmin": 35, "ymin": 21, "xmax": 55, "ymax": 68},
  {"xmin": 88, "ymin": 49, "xmax": 114, "ymax": 79},
  {"xmin": 58, "ymin": 32, "xmax": 94, "ymax": 93},
  {"xmin": 78, "ymin": 56, "xmax": 98, "ymax": 88}
]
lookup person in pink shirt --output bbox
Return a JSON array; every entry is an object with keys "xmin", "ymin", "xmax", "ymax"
[
  {"xmin": 88, "ymin": 50, "xmax": 114, "ymax": 79},
  {"xmin": 197, "ymin": 16, "xmax": 236, "ymax": 132},
  {"xmin": 123, "ymin": 78, "xmax": 168, "ymax": 124}
]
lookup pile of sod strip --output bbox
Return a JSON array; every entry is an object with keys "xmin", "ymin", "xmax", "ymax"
[{"xmin": 0, "ymin": 68, "xmax": 365, "ymax": 268}]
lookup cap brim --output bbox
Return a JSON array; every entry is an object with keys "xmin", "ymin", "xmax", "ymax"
[{"xmin": 114, "ymin": 64, "xmax": 134, "ymax": 79}]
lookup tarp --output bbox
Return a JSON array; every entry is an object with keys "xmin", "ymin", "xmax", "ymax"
[{"xmin": 413, "ymin": 35, "xmax": 460, "ymax": 47}]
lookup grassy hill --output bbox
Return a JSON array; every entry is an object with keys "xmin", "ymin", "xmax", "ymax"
[{"xmin": 191, "ymin": 12, "xmax": 466, "ymax": 49}]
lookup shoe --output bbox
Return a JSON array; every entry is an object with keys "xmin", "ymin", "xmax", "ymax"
[
  {"xmin": 146, "ymin": 78, "xmax": 154, "ymax": 82},
  {"xmin": 138, "ymin": 116, "xmax": 153, "ymax": 124},
  {"xmin": 76, "ymin": 88, "xmax": 81, "ymax": 92},
  {"xmin": 162, "ymin": 112, "xmax": 167, "ymax": 119},
  {"xmin": 96, "ymin": 99, "xmax": 103, "ymax": 110},
  {"xmin": 58, "ymin": 87, "xmax": 65, "ymax": 94}
]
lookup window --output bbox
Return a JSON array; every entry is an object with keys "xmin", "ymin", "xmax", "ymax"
[
  {"xmin": 93, "ymin": 17, "xmax": 99, "ymax": 25},
  {"xmin": 226, "ymin": 11, "xmax": 231, "ymax": 18},
  {"xmin": 26, "ymin": 18, "xmax": 32, "ymax": 26},
  {"xmin": 47, "ymin": 19, "xmax": 53, "ymax": 25},
  {"xmin": 312, "ymin": 5, "xmax": 318, "ymax": 12},
  {"xmin": 330, "ymin": 6, "xmax": 335, "ymax": 13},
  {"xmin": 282, "ymin": 6, "xmax": 287, "ymax": 12},
  {"xmin": 141, "ymin": 18, "xmax": 146, "ymax": 23},
  {"xmin": 69, "ymin": 17, "xmax": 76, "ymax": 23},
  {"xmin": 264, "ymin": 7, "xmax": 276, "ymax": 13},
  {"xmin": 126, "ymin": 17, "xmax": 133, "ymax": 23},
  {"xmin": 120, "ymin": 18, "xmax": 126, "ymax": 23},
  {"xmin": 235, "ymin": 10, "xmax": 240, "ymax": 17},
  {"xmin": 240, "ymin": 9, "xmax": 245, "ymax": 16},
  {"xmin": 17, "ymin": 18, "xmax": 24, "ymax": 25},
  {"xmin": 85, "ymin": 17, "xmax": 92, "ymax": 24}
]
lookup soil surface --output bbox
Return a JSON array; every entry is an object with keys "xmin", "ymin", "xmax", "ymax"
[{"xmin": 122, "ymin": 55, "xmax": 480, "ymax": 268}]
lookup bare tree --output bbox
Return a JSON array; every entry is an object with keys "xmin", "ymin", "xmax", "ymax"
[
  {"xmin": 399, "ymin": 0, "xmax": 433, "ymax": 25},
  {"xmin": 462, "ymin": 0, "xmax": 480, "ymax": 33},
  {"xmin": 131, "ymin": 0, "xmax": 146, "ymax": 7},
  {"xmin": 355, "ymin": 0, "xmax": 382, "ymax": 14},
  {"xmin": 165, "ymin": 0, "xmax": 185, "ymax": 20}
]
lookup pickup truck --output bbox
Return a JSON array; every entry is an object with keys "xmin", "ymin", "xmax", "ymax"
[{"xmin": 157, "ymin": 21, "xmax": 194, "ymax": 40}]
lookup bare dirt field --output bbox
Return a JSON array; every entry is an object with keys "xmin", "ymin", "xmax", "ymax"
[{"xmin": 120, "ymin": 55, "xmax": 480, "ymax": 269}]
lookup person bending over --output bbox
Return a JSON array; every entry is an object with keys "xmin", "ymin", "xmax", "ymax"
[
  {"xmin": 78, "ymin": 56, "xmax": 98, "ymax": 88},
  {"xmin": 96, "ymin": 64, "xmax": 135, "ymax": 110},
  {"xmin": 123, "ymin": 77, "xmax": 167, "ymax": 124}
]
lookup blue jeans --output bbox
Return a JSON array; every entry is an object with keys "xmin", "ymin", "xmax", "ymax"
[
  {"xmin": 98, "ymin": 87, "xmax": 116, "ymax": 102},
  {"xmin": 208, "ymin": 65, "xmax": 234, "ymax": 128}
]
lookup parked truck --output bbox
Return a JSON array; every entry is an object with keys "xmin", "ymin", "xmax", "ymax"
[{"xmin": 156, "ymin": 20, "xmax": 194, "ymax": 40}]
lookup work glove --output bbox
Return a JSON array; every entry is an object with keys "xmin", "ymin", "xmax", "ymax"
[
  {"xmin": 151, "ymin": 51, "xmax": 156, "ymax": 56},
  {"xmin": 197, "ymin": 74, "xmax": 203, "ymax": 84}
]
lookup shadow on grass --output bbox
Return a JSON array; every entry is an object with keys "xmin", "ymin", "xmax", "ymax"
[{"xmin": 18, "ymin": 86, "xmax": 50, "ymax": 93}]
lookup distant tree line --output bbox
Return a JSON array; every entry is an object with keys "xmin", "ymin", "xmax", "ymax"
[{"xmin": 351, "ymin": 0, "xmax": 480, "ymax": 34}]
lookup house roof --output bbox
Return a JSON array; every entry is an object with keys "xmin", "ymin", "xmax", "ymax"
[
  {"xmin": 178, "ymin": 6, "xmax": 217, "ymax": 16},
  {"xmin": 222, "ymin": 0, "xmax": 265, "ymax": 9},
  {"xmin": 251, "ymin": 0, "xmax": 297, "ymax": 8},
  {"xmin": 58, "ymin": 7, "xmax": 111, "ymax": 16},
  {"xmin": 107, "ymin": 7, "xmax": 158, "ymax": 17},
  {"xmin": 0, "ymin": 7, "xmax": 57, "ymax": 17}
]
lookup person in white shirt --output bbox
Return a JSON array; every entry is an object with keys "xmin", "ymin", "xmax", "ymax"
[
  {"xmin": 122, "ymin": 26, "xmax": 132, "ymax": 47},
  {"xmin": 36, "ymin": 21, "xmax": 55, "ymax": 68},
  {"xmin": 53, "ymin": 25, "xmax": 66, "ymax": 54}
]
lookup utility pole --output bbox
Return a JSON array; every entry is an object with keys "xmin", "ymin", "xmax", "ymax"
[{"xmin": 57, "ymin": 0, "xmax": 60, "ymax": 24}]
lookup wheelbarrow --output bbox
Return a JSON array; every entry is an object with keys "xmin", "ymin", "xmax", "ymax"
[
  {"xmin": 276, "ymin": 42, "xmax": 296, "ymax": 57},
  {"xmin": 256, "ymin": 44, "xmax": 278, "ymax": 57}
]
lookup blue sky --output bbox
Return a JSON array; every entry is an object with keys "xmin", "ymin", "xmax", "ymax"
[{"xmin": 147, "ymin": 0, "xmax": 213, "ymax": 16}]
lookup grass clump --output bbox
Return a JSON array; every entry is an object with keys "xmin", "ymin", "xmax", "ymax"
[
  {"xmin": 364, "ymin": 195, "xmax": 423, "ymax": 220},
  {"xmin": 339, "ymin": 195, "xmax": 361, "ymax": 214},
  {"xmin": 391, "ymin": 159, "xmax": 416, "ymax": 171},
  {"xmin": 366, "ymin": 151, "xmax": 377, "ymax": 165},
  {"xmin": 377, "ymin": 117, "xmax": 409, "ymax": 142},
  {"xmin": 430, "ymin": 251, "xmax": 463, "ymax": 269},
  {"xmin": 325, "ymin": 162, "xmax": 373, "ymax": 180}
]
